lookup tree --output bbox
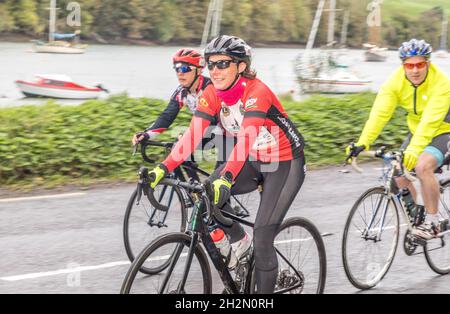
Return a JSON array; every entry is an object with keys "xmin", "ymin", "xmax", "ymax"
[
  {"xmin": 9, "ymin": 0, "xmax": 40, "ymax": 34},
  {"xmin": 0, "ymin": 3, "xmax": 15, "ymax": 33},
  {"xmin": 414, "ymin": 6, "xmax": 443, "ymax": 48},
  {"xmin": 222, "ymin": 0, "xmax": 252, "ymax": 39},
  {"xmin": 247, "ymin": 0, "xmax": 279, "ymax": 42}
]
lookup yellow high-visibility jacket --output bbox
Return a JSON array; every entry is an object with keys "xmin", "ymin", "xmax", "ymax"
[{"xmin": 358, "ymin": 63, "xmax": 450, "ymax": 156}]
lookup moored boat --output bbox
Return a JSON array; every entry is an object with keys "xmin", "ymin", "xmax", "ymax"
[
  {"xmin": 299, "ymin": 70, "xmax": 372, "ymax": 94},
  {"xmin": 15, "ymin": 75, "xmax": 107, "ymax": 99}
]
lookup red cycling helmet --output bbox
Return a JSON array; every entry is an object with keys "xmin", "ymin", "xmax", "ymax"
[{"xmin": 173, "ymin": 48, "xmax": 204, "ymax": 68}]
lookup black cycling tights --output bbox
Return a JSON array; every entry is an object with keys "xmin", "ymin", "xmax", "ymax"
[{"xmin": 210, "ymin": 155, "xmax": 306, "ymax": 294}]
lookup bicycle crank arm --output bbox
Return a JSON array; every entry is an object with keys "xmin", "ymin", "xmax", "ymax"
[{"xmin": 436, "ymin": 229, "xmax": 450, "ymax": 238}]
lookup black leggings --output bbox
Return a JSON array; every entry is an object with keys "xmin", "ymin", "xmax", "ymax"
[{"xmin": 210, "ymin": 155, "xmax": 306, "ymax": 294}]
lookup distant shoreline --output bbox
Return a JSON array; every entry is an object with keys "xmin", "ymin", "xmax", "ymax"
[
  {"xmin": 0, "ymin": 32, "xmax": 307, "ymax": 48},
  {"xmin": 0, "ymin": 32, "xmax": 386, "ymax": 50}
]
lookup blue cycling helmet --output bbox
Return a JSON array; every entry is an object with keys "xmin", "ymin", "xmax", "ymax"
[{"xmin": 399, "ymin": 39, "xmax": 432, "ymax": 60}]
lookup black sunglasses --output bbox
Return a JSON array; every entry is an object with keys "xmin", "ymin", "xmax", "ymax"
[{"xmin": 207, "ymin": 60, "xmax": 237, "ymax": 71}]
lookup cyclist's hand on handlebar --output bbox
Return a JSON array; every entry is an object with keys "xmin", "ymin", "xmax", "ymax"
[
  {"xmin": 212, "ymin": 174, "xmax": 233, "ymax": 208},
  {"xmin": 345, "ymin": 142, "xmax": 367, "ymax": 163},
  {"xmin": 132, "ymin": 132, "xmax": 149, "ymax": 145},
  {"xmin": 132, "ymin": 130, "xmax": 160, "ymax": 145},
  {"xmin": 403, "ymin": 150, "xmax": 419, "ymax": 171},
  {"xmin": 149, "ymin": 164, "xmax": 168, "ymax": 189}
]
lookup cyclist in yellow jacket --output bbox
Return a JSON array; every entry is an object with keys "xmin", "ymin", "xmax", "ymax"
[{"xmin": 347, "ymin": 39, "xmax": 450, "ymax": 239}]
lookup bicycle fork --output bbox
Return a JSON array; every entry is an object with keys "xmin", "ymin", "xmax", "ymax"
[
  {"xmin": 364, "ymin": 193, "xmax": 391, "ymax": 242},
  {"xmin": 136, "ymin": 167, "xmax": 174, "ymax": 228},
  {"xmin": 158, "ymin": 199, "xmax": 203, "ymax": 294}
]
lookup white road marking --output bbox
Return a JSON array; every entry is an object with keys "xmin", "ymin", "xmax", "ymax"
[
  {"xmin": 1, "ymin": 232, "xmax": 337, "ymax": 282},
  {"xmin": 0, "ymin": 261, "xmax": 130, "ymax": 281},
  {"xmin": 0, "ymin": 254, "xmax": 188, "ymax": 282},
  {"xmin": 0, "ymin": 193, "xmax": 86, "ymax": 203}
]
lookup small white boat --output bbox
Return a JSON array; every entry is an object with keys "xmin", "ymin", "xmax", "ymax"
[
  {"xmin": 300, "ymin": 70, "xmax": 372, "ymax": 94},
  {"xmin": 31, "ymin": 0, "xmax": 87, "ymax": 54},
  {"xmin": 15, "ymin": 75, "xmax": 108, "ymax": 99},
  {"xmin": 435, "ymin": 49, "xmax": 448, "ymax": 58},
  {"xmin": 31, "ymin": 40, "xmax": 87, "ymax": 54},
  {"xmin": 363, "ymin": 44, "xmax": 388, "ymax": 62}
]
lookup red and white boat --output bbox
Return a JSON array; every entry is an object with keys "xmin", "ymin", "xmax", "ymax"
[{"xmin": 15, "ymin": 75, "xmax": 108, "ymax": 99}]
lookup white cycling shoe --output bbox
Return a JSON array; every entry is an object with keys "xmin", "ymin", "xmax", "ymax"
[
  {"xmin": 412, "ymin": 221, "xmax": 439, "ymax": 240},
  {"xmin": 232, "ymin": 232, "xmax": 252, "ymax": 261}
]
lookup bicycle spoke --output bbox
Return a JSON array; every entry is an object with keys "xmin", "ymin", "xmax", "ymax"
[{"xmin": 343, "ymin": 187, "xmax": 399, "ymax": 290}]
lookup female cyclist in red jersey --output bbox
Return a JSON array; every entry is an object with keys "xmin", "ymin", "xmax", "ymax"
[{"xmin": 148, "ymin": 35, "xmax": 306, "ymax": 294}]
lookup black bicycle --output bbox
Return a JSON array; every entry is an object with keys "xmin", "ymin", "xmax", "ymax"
[
  {"xmin": 123, "ymin": 140, "xmax": 258, "ymax": 275},
  {"xmin": 120, "ymin": 173, "xmax": 327, "ymax": 294}
]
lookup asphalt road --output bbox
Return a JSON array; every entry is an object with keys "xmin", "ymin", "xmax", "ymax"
[{"xmin": 1, "ymin": 162, "xmax": 449, "ymax": 294}]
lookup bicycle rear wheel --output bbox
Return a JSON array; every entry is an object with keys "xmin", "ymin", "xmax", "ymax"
[
  {"xmin": 424, "ymin": 180, "xmax": 450, "ymax": 275},
  {"xmin": 121, "ymin": 232, "xmax": 212, "ymax": 294},
  {"xmin": 269, "ymin": 217, "xmax": 327, "ymax": 294},
  {"xmin": 342, "ymin": 186, "xmax": 400, "ymax": 290},
  {"xmin": 123, "ymin": 184, "xmax": 187, "ymax": 275}
]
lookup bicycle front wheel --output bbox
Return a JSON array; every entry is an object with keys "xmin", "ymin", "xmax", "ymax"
[
  {"xmin": 342, "ymin": 187, "xmax": 400, "ymax": 290},
  {"xmin": 271, "ymin": 217, "xmax": 327, "ymax": 294},
  {"xmin": 120, "ymin": 232, "xmax": 212, "ymax": 294},
  {"xmin": 123, "ymin": 184, "xmax": 187, "ymax": 275},
  {"xmin": 424, "ymin": 180, "xmax": 450, "ymax": 275}
]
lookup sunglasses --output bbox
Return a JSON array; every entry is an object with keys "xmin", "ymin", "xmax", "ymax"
[
  {"xmin": 174, "ymin": 63, "xmax": 194, "ymax": 74},
  {"xmin": 207, "ymin": 60, "xmax": 237, "ymax": 71},
  {"xmin": 403, "ymin": 61, "xmax": 428, "ymax": 70}
]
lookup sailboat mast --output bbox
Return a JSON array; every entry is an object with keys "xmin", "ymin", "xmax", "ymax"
[
  {"xmin": 49, "ymin": 0, "xmax": 57, "ymax": 42},
  {"xmin": 211, "ymin": 0, "xmax": 223, "ymax": 39},
  {"xmin": 201, "ymin": 0, "xmax": 223, "ymax": 47},
  {"xmin": 441, "ymin": 13, "xmax": 448, "ymax": 50},
  {"xmin": 367, "ymin": 0, "xmax": 382, "ymax": 45},
  {"xmin": 306, "ymin": 0, "xmax": 326, "ymax": 50},
  {"xmin": 340, "ymin": 10, "xmax": 350, "ymax": 47},
  {"xmin": 327, "ymin": 0, "xmax": 336, "ymax": 46}
]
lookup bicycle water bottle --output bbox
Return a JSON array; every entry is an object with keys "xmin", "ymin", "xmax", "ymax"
[
  {"xmin": 401, "ymin": 188, "xmax": 417, "ymax": 222},
  {"xmin": 210, "ymin": 228, "xmax": 238, "ymax": 270}
]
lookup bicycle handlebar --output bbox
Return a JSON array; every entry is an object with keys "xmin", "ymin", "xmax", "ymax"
[
  {"xmin": 146, "ymin": 175, "xmax": 233, "ymax": 227},
  {"xmin": 133, "ymin": 140, "xmax": 174, "ymax": 164},
  {"xmin": 348, "ymin": 149, "xmax": 416, "ymax": 182}
]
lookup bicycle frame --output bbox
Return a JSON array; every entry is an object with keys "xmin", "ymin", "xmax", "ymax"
[
  {"xmin": 361, "ymin": 153, "xmax": 450, "ymax": 245},
  {"xmin": 159, "ymin": 187, "xmax": 304, "ymax": 294}
]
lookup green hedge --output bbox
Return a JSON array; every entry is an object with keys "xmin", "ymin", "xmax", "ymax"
[{"xmin": 0, "ymin": 93, "xmax": 409, "ymax": 188}]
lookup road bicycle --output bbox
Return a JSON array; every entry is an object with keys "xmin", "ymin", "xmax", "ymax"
[
  {"xmin": 342, "ymin": 146, "xmax": 450, "ymax": 290},
  {"xmin": 121, "ymin": 172, "xmax": 327, "ymax": 294}
]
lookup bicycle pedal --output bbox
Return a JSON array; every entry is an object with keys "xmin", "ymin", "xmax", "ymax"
[
  {"xmin": 411, "ymin": 235, "xmax": 428, "ymax": 247},
  {"xmin": 236, "ymin": 212, "xmax": 250, "ymax": 218},
  {"xmin": 233, "ymin": 206, "xmax": 250, "ymax": 218}
]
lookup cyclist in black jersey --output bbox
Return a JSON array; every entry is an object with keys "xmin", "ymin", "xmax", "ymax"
[{"xmin": 132, "ymin": 48, "xmax": 211, "ymax": 144}]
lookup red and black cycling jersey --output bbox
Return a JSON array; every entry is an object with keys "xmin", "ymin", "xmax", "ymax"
[
  {"xmin": 146, "ymin": 76, "xmax": 211, "ymax": 134},
  {"xmin": 162, "ymin": 78, "xmax": 304, "ymax": 179}
]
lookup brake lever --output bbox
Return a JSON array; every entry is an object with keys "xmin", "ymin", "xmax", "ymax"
[
  {"xmin": 136, "ymin": 182, "xmax": 142, "ymax": 205},
  {"xmin": 343, "ymin": 154, "xmax": 352, "ymax": 167}
]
